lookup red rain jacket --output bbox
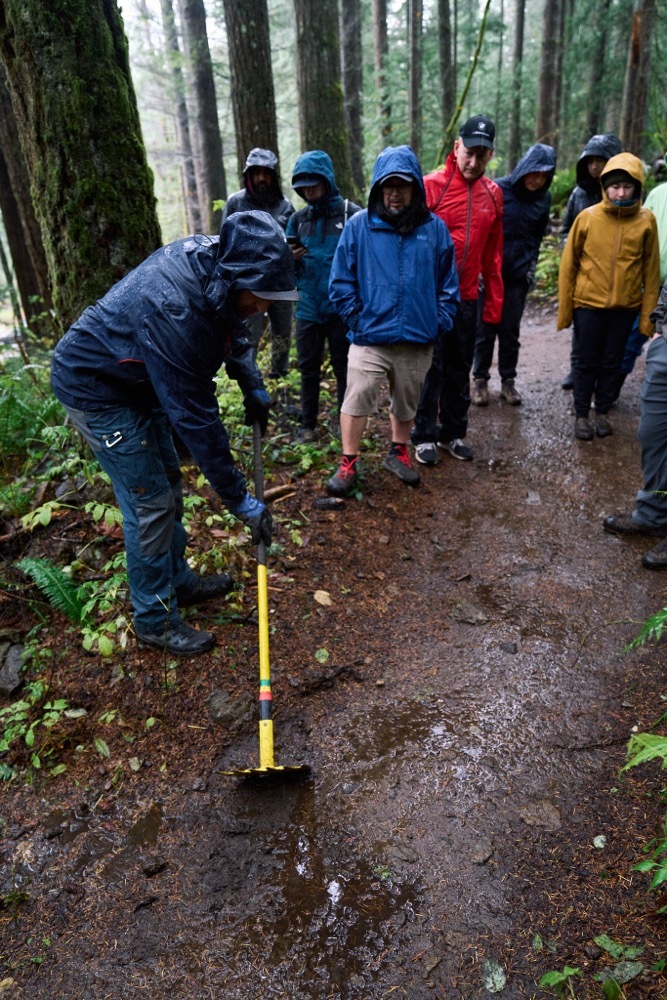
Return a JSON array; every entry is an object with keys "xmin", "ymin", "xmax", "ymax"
[{"xmin": 424, "ymin": 151, "xmax": 504, "ymax": 324}]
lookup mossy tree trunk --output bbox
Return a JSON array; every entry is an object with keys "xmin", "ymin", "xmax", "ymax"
[
  {"xmin": 0, "ymin": 0, "xmax": 162, "ymax": 332},
  {"xmin": 293, "ymin": 0, "xmax": 354, "ymax": 200},
  {"xmin": 0, "ymin": 68, "xmax": 52, "ymax": 330},
  {"xmin": 340, "ymin": 0, "xmax": 366, "ymax": 197},
  {"xmin": 222, "ymin": 0, "xmax": 279, "ymax": 187}
]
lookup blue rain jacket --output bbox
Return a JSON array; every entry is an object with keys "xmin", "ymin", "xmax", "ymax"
[
  {"xmin": 329, "ymin": 145, "xmax": 459, "ymax": 345},
  {"xmin": 285, "ymin": 150, "xmax": 363, "ymax": 323},
  {"xmin": 51, "ymin": 211, "xmax": 296, "ymax": 507}
]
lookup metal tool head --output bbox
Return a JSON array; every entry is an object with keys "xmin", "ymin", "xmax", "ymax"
[{"xmin": 220, "ymin": 764, "xmax": 312, "ymax": 784}]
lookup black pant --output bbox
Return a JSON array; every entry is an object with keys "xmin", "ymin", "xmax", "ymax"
[
  {"xmin": 412, "ymin": 299, "xmax": 478, "ymax": 444},
  {"xmin": 296, "ymin": 316, "xmax": 349, "ymax": 429},
  {"xmin": 473, "ymin": 278, "xmax": 528, "ymax": 382},
  {"xmin": 572, "ymin": 307, "xmax": 637, "ymax": 417},
  {"xmin": 244, "ymin": 300, "xmax": 293, "ymax": 376}
]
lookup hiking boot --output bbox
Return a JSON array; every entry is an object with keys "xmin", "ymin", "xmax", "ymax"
[
  {"xmin": 595, "ymin": 414, "xmax": 612, "ymax": 437},
  {"xmin": 561, "ymin": 372, "xmax": 574, "ymax": 390},
  {"xmin": 382, "ymin": 444, "xmax": 420, "ymax": 486},
  {"xmin": 438, "ymin": 438, "xmax": 473, "ymax": 461},
  {"xmin": 643, "ymin": 537, "xmax": 667, "ymax": 570},
  {"xmin": 177, "ymin": 573, "xmax": 235, "ymax": 608},
  {"xmin": 326, "ymin": 456, "xmax": 358, "ymax": 497},
  {"xmin": 136, "ymin": 620, "xmax": 215, "ymax": 656},
  {"xmin": 471, "ymin": 379, "xmax": 489, "ymax": 406},
  {"xmin": 603, "ymin": 514, "xmax": 667, "ymax": 537},
  {"xmin": 500, "ymin": 379, "xmax": 521, "ymax": 405},
  {"xmin": 414, "ymin": 442, "xmax": 438, "ymax": 465},
  {"xmin": 574, "ymin": 417, "xmax": 594, "ymax": 441},
  {"xmin": 296, "ymin": 426, "xmax": 319, "ymax": 443}
]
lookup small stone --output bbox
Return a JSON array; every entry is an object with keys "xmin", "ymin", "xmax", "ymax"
[
  {"xmin": 500, "ymin": 641, "xmax": 518, "ymax": 654},
  {"xmin": 342, "ymin": 783, "xmax": 360, "ymax": 794},
  {"xmin": 0, "ymin": 644, "xmax": 25, "ymax": 697},
  {"xmin": 208, "ymin": 690, "xmax": 254, "ymax": 729}
]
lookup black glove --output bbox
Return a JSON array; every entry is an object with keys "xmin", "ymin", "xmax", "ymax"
[
  {"xmin": 232, "ymin": 493, "xmax": 273, "ymax": 546},
  {"xmin": 243, "ymin": 388, "xmax": 271, "ymax": 435}
]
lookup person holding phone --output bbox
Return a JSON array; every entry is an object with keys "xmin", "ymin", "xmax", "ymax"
[{"xmin": 285, "ymin": 150, "xmax": 363, "ymax": 442}]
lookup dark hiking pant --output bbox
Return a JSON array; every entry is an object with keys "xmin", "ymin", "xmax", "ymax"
[
  {"xmin": 412, "ymin": 299, "xmax": 478, "ymax": 444},
  {"xmin": 572, "ymin": 307, "xmax": 637, "ymax": 417},
  {"xmin": 296, "ymin": 316, "xmax": 349, "ymax": 429},
  {"xmin": 473, "ymin": 278, "xmax": 529, "ymax": 382}
]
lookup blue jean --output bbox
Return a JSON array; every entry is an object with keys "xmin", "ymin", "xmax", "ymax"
[{"xmin": 64, "ymin": 404, "xmax": 200, "ymax": 632}]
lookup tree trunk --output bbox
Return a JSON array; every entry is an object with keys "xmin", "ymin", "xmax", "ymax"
[
  {"xmin": 438, "ymin": 0, "xmax": 455, "ymax": 136},
  {"xmin": 372, "ymin": 0, "xmax": 391, "ymax": 140},
  {"xmin": 0, "ymin": 0, "xmax": 161, "ymax": 331},
  {"xmin": 494, "ymin": 0, "xmax": 504, "ymax": 131},
  {"xmin": 340, "ymin": 0, "xmax": 365, "ymax": 196},
  {"xmin": 293, "ymin": 0, "xmax": 354, "ymax": 198},
  {"xmin": 181, "ymin": 0, "xmax": 226, "ymax": 231},
  {"xmin": 536, "ymin": 0, "xmax": 563, "ymax": 148},
  {"xmin": 222, "ymin": 0, "xmax": 279, "ymax": 186},
  {"xmin": 585, "ymin": 0, "xmax": 612, "ymax": 137},
  {"xmin": 160, "ymin": 0, "xmax": 201, "ymax": 234},
  {"xmin": 508, "ymin": 0, "xmax": 526, "ymax": 169},
  {"xmin": 620, "ymin": 0, "xmax": 657, "ymax": 156},
  {"xmin": 0, "ymin": 68, "xmax": 51, "ymax": 328},
  {"xmin": 408, "ymin": 0, "xmax": 423, "ymax": 157}
]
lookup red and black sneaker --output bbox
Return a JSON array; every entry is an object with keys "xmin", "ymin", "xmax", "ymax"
[
  {"xmin": 382, "ymin": 444, "xmax": 420, "ymax": 486},
  {"xmin": 326, "ymin": 455, "xmax": 359, "ymax": 497}
]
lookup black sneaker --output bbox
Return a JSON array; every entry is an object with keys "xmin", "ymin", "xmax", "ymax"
[
  {"xmin": 561, "ymin": 372, "xmax": 574, "ymax": 390},
  {"xmin": 176, "ymin": 573, "xmax": 235, "ymax": 607},
  {"xmin": 438, "ymin": 438, "xmax": 473, "ymax": 461},
  {"xmin": 136, "ymin": 620, "xmax": 215, "ymax": 656},
  {"xmin": 382, "ymin": 445, "xmax": 420, "ymax": 486},
  {"xmin": 415, "ymin": 442, "xmax": 438, "ymax": 465},
  {"xmin": 327, "ymin": 456, "xmax": 358, "ymax": 497}
]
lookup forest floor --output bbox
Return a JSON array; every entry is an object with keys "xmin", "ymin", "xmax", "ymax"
[{"xmin": 2, "ymin": 299, "xmax": 667, "ymax": 999}]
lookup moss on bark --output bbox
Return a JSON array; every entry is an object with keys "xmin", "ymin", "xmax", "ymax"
[{"xmin": 0, "ymin": 0, "xmax": 162, "ymax": 330}]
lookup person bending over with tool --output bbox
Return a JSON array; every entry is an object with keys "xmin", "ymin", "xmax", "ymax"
[{"xmin": 51, "ymin": 212, "xmax": 299, "ymax": 656}]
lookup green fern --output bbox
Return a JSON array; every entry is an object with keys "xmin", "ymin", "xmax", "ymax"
[
  {"xmin": 16, "ymin": 557, "xmax": 84, "ymax": 623},
  {"xmin": 628, "ymin": 606, "xmax": 667, "ymax": 649}
]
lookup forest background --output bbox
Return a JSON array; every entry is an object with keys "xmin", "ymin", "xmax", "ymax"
[{"xmin": 0, "ymin": 0, "xmax": 664, "ymax": 337}]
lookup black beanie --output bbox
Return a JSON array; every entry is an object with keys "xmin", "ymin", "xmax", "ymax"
[{"xmin": 602, "ymin": 169, "xmax": 634, "ymax": 190}]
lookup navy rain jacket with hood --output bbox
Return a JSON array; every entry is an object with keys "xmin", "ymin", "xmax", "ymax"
[
  {"xmin": 51, "ymin": 211, "xmax": 296, "ymax": 508},
  {"xmin": 497, "ymin": 143, "xmax": 556, "ymax": 281},
  {"xmin": 560, "ymin": 133, "xmax": 622, "ymax": 242},
  {"xmin": 285, "ymin": 149, "xmax": 363, "ymax": 323},
  {"xmin": 222, "ymin": 148, "xmax": 294, "ymax": 230},
  {"xmin": 329, "ymin": 145, "xmax": 459, "ymax": 346}
]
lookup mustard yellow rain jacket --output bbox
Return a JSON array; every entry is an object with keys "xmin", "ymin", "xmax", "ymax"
[{"xmin": 558, "ymin": 152, "xmax": 660, "ymax": 336}]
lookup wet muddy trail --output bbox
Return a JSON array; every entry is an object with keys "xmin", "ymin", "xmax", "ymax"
[{"xmin": 3, "ymin": 300, "xmax": 667, "ymax": 999}]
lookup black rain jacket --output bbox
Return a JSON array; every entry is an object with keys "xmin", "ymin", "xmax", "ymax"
[
  {"xmin": 497, "ymin": 143, "xmax": 556, "ymax": 281},
  {"xmin": 222, "ymin": 148, "xmax": 294, "ymax": 230},
  {"xmin": 51, "ymin": 211, "xmax": 296, "ymax": 507},
  {"xmin": 560, "ymin": 133, "xmax": 623, "ymax": 242}
]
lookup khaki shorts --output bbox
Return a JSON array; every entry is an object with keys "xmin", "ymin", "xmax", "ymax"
[{"xmin": 341, "ymin": 342, "xmax": 433, "ymax": 422}]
